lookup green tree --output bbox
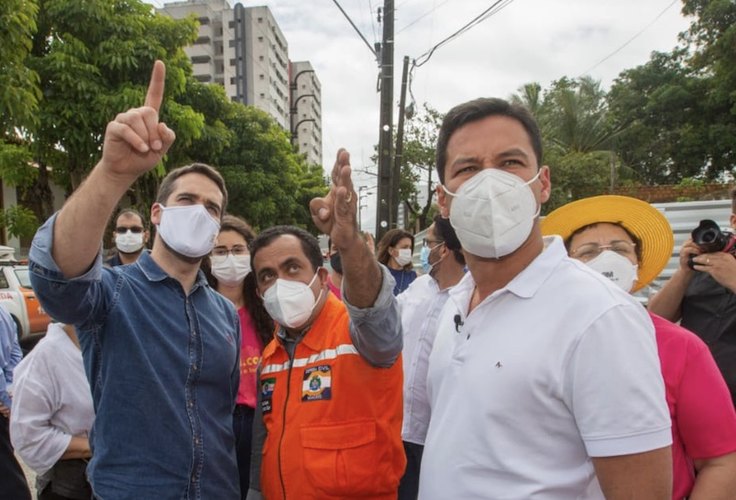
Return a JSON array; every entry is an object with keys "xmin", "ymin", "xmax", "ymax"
[
  {"xmin": 398, "ymin": 104, "xmax": 444, "ymax": 231},
  {"xmin": 19, "ymin": 0, "xmax": 202, "ymax": 221},
  {"xmin": 511, "ymin": 78, "xmax": 628, "ymax": 211},
  {"xmin": 215, "ymin": 105, "xmax": 327, "ymax": 232},
  {"xmin": 0, "ymin": 0, "xmax": 42, "ymax": 229}
]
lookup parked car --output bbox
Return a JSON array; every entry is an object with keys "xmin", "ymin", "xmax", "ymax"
[{"xmin": 0, "ymin": 245, "xmax": 51, "ymax": 341}]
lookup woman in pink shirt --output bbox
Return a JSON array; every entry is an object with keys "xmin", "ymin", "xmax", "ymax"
[{"xmin": 204, "ymin": 215, "xmax": 273, "ymax": 499}]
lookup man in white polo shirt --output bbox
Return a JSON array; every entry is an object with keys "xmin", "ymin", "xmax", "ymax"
[{"xmin": 419, "ymin": 98, "xmax": 672, "ymax": 499}]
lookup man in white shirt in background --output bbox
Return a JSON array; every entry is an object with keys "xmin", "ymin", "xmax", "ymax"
[
  {"xmin": 396, "ymin": 215, "xmax": 465, "ymax": 500},
  {"xmin": 11, "ymin": 323, "xmax": 94, "ymax": 498},
  {"xmin": 420, "ymin": 97, "xmax": 672, "ymax": 499}
]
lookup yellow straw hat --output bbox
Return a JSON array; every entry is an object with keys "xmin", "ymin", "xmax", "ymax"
[{"xmin": 541, "ymin": 195, "xmax": 674, "ymax": 292}]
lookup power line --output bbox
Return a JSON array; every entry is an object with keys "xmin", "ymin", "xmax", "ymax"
[
  {"xmin": 396, "ymin": 0, "xmax": 453, "ymax": 35},
  {"xmin": 413, "ymin": 0, "xmax": 515, "ymax": 68},
  {"xmin": 579, "ymin": 0, "xmax": 680, "ymax": 76},
  {"xmin": 331, "ymin": 0, "xmax": 377, "ymax": 57}
]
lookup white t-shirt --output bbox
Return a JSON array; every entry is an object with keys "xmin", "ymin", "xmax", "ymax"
[
  {"xmin": 420, "ymin": 236, "xmax": 671, "ymax": 499},
  {"xmin": 397, "ymin": 274, "xmax": 452, "ymax": 445},
  {"xmin": 10, "ymin": 323, "xmax": 94, "ymax": 474}
]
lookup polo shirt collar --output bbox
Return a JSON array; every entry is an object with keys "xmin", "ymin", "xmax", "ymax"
[
  {"xmin": 505, "ymin": 236, "xmax": 566, "ymax": 299},
  {"xmin": 448, "ymin": 235, "xmax": 567, "ymax": 306},
  {"xmin": 136, "ymin": 251, "xmax": 209, "ymax": 289}
]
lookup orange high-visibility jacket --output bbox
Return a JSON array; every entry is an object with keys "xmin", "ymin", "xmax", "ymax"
[{"xmin": 259, "ymin": 294, "xmax": 405, "ymax": 500}]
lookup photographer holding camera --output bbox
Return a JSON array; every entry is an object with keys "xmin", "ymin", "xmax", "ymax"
[{"xmin": 649, "ymin": 188, "xmax": 736, "ymax": 407}]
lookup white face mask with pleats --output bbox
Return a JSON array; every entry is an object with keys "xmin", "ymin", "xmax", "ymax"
[
  {"xmin": 394, "ymin": 248, "xmax": 413, "ymax": 267},
  {"xmin": 443, "ymin": 168, "xmax": 540, "ymax": 258}
]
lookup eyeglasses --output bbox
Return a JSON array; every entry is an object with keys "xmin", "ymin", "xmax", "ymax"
[
  {"xmin": 115, "ymin": 226, "xmax": 144, "ymax": 234},
  {"xmin": 570, "ymin": 241, "xmax": 636, "ymax": 262},
  {"xmin": 422, "ymin": 238, "xmax": 444, "ymax": 248},
  {"xmin": 212, "ymin": 245, "xmax": 249, "ymax": 257}
]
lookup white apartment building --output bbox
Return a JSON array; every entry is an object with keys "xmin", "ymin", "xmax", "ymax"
[
  {"xmin": 290, "ymin": 61, "xmax": 323, "ymax": 166},
  {"xmin": 159, "ymin": 1, "xmax": 292, "ymax": 130}
]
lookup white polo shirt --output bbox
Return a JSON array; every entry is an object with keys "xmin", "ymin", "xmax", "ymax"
[
  {"xmin": 420, "ymin": 236, "xmax": 671, "ymax": 499},
  {"xmin": 397, "ymin": 274, "xmax": 452, "ymax": 445}
]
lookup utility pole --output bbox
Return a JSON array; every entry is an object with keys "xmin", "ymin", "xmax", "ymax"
[
  {"xmin": 375, "ymin": 0, "xmax": 394, "ymax": 241},
  {"xmin": 391, "ymin": 55, "xmax": 410, "ymax": 229}
]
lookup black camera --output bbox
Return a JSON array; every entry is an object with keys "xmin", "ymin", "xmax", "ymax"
[{"xmin": 687, "ymin": 219, "xmax": 736, "ymax": 270}]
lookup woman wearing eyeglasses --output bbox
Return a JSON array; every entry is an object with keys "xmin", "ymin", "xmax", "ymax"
[
  {"xmin": 542, "ymin": 195, "xmax": 736, "ymax": 500},
  {"xmin": 203, "ymin": 215, "xmax": 274, "ymax": 499}
]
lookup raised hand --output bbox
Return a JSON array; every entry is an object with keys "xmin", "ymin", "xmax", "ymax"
[
  {"xmin": 100, "ymin": 60, "xmax": 176, "ymax": 179},
  {"xmin": 310, "ymin": 149, "xmax": 359, "ymax": 249}
]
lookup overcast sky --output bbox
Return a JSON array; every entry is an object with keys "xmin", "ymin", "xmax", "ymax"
[{"xmin": 152, "ymin": 0, "xmax": 691, "ymax": 232}]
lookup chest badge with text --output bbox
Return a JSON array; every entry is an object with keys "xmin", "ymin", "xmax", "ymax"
[
  {"xmin": 302, "ymin": 365, "xmax": 332, "ymax": 402},
  {"xmin": 260, "ymin": 377, "xmax": 276, "ymax": 415}
]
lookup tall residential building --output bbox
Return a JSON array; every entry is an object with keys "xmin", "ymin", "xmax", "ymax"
[
  {"xmin": 290, "ymin": 61, "xmax": 322, "ymax": 166},
  {"xmin": 158, "ymin": 1, "xmax": 296, "ymax": 131}
]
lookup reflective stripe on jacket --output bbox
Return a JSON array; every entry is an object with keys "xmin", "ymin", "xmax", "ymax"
[{"xmin": 259, "ymin": 294, "xmax": 405, "ymax": 500}]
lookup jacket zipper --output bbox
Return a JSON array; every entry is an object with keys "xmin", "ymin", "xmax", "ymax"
[{"xmin": 277, "ymin": 350, "xmax": 294, "ymax": 500}]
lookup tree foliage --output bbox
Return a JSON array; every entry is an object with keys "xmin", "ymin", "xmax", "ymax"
[
  {"xmin": 215, "ymin": 105, "xmax": 327, "ymax": 232},
  {"xmin": 1, "ymin": 0, "xmax": 326, "ymax": 235},
  {"xmin": 398, "ymin": 104, "xmax": 444, "ymax": 231}
]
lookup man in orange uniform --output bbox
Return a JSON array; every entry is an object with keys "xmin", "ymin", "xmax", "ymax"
[{"xmin": 246, "ymin": 149, "xmax": 405, "ymax": 500}]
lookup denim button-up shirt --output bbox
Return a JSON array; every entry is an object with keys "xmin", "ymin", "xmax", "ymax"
[{"xmin": 29, "ymin": 213, "xmax": 240, "ymax": 499}]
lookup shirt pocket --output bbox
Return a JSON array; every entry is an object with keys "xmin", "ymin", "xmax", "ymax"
[{"xmin": 299, "ymin": 420, "xmax": 397, "ymax": 497}]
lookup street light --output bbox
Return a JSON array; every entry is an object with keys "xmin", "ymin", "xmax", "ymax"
[{"xmin": 289, "ymin": 68, "xmax": 317, "ymax": 149}]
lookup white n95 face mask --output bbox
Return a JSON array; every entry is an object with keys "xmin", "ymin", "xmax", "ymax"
[
  {"xmin": 395, "ymin": 248, "xmax": 413, "ymax": 267},
  {"xmin": 262, "ymin": 271, "xmax": 323, "ymax": 329},
  {"xmin": 211, "ymin": 254, "xmax": 251, "ymax": 287},
  {"xmin": 157, "ymin": 204, "xmax": 220, "ymax": 258},
  {"xmin": 443, "ymin": 168, "xmax": 540, "ymax": 258},
  {"xmin": 115, "ymin": 231, "xmax": 144, "ymax": 254},
  {"xmin": 586, "ymin": 250, "xmax": 639, "ymax": 293}
]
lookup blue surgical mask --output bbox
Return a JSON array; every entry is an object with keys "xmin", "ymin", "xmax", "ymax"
[
  {"xmin": 420, "ymin": 246, "xmax": 432, "ymax": 274},
  {"xmin": 420, "ymin": 242, "xmax": 444, "ymax": 274}
]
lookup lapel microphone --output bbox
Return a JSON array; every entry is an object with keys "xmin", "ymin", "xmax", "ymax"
[{"xmin": 453, "ymin": 314, "xmax": 464, "ymax": 333}]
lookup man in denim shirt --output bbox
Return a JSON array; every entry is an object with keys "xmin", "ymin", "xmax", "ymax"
[{"xmin": 28, "ymin": 61, "xmax": 240, "ymax": 499}]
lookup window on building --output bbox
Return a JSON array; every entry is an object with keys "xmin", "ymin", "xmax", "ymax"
[
  {"xmin": 228, "ymin": 21, "xmax": 234, "ymax": 28},
  {"xmin": 195, "ymin": 74, "xmax": 212, "ymax": 83},
  {"xmin": 260, "ymin": 93, "xmax": 265, "ymax": 98},
  {"xmin": 195, "ymin": 36, "xmax": 211, "ymax": 45},
  {"xmin": 230, "ymin": 77, "xmax": 235, "ymax": 84},
  {"xmin": 198, "ymin": 17, "xmax": 210, "ymax": 25},
  {"xmin": 229, "ymin": 40, "xmax": 236, "ymax": 47},
  {"xmin": 258, "ymin": 36, "xmax": 263, "ymax": 42},
  {"xmin": 259, "ymin": 74, "xmax": 264, "ymax": 80},
  {"xmin": 191, "ymin": 55, "xmax": 211, "ymax": 64},
  {"xmin": 258, "ymin": 17, "xmax": 263, "ymax": 22}
]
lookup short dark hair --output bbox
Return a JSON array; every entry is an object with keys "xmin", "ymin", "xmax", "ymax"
[
  {"xmin": 436, "ymin": 98, "xmax": 543, "ymax": 184},
  {"xmin": 250, "ymin": 225, "xmax": 323, "ymax": 273},
  {"xmin": 565, "ymin": 222, "xmax": 643, "ymax": 263},
  {"xmin": 376, "ymin": 228, "xmax": 415, "ymax": 270},
  {"xmin": 156, "ymin": 163, "xmax": 228, "ymax": 217},
  {"xmin": 434, "ymin": 215, "xmax": 465, "ymax": 266},
  {"xmin": 115, "ymin": 208, "xmax": 147, "ymax": 229}
]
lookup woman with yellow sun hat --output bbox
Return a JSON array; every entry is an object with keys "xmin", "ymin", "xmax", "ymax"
[{"xmin": 542, "ymin": 195, "xmax": 736, "ymax": 499}]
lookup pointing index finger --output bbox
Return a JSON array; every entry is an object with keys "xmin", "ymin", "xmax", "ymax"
[{"xmin": 144, "ymin": 60, "xmax": 166, "ymax": 112}]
